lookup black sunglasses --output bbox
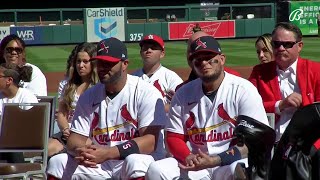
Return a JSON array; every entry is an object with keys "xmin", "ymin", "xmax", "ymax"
[
  {"xmin": 271, "ymin": 41, "xmax": 299, "ymax": 49},
  {"xmin": 141, "ymin": 43, "xmax": 163, "ymax": 51},
  {"xmin": 5, "ymin": 47, "xmax": 23, "ymax": 54},
  {"xmin": 192, "ymin": 55, "xmax": 218, "ymax": 67}
]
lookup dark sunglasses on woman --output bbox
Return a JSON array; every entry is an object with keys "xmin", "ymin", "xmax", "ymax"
[{"xmin": 5, "ymin": 47, "xmax": 23, "ymax": 54}]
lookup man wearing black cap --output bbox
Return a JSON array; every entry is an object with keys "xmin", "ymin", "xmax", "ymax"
[
  {"xmin": 146, "ymin": 36, "xmax": 270, "ymax": 180},
  {"xmin": 132, "ymin": 34, "xmax": 182, "ymax": 112},
  {"xmin": 175, "ymin": 31, "xmax": 240, "ymax": 91},
  {"xmin": 46, "ymin": 37, "xmax": 167, "ymax": 180}
]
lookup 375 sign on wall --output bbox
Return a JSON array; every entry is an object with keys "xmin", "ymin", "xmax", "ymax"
[{"xmin": 168, "ymin": 21, "xmax": 235, "ymax": 40}]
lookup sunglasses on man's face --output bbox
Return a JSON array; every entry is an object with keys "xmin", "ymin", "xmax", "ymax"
[
  {"xmin": 192, "ymin": 55, "xmax": 219, "ymax": 67},
  {"xmin": 271, "ymin": 41, "xmax": 299, "ymax": 49},
  {"xmin": 141, "ymin": 44, "xmax": 163, "ymax": 51},
  {"xmin": 5, "ymin": 47, "xmax": 23, "ymax": 54}
]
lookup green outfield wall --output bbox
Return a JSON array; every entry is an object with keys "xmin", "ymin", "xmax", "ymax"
[{"xmin": 0, "ymin": 3, "xmax": 277, "ymax": 45}]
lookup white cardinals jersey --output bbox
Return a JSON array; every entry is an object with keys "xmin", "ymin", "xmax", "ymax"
[
  {"xmin": 167, "ymin": 72, "xmax": 269, "ymax": 156},
  {"xmin": 132, "ymin": 65, "xmax": 183, "ymax": 104},
  {"xmin": 71, "ymin": 75, "xmax": 167, "ymax": 159}
]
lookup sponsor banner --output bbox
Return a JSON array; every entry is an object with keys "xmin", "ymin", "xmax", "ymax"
[
  {"xmin": 86, "ymin": 7, "xmax": 125, "ymax": 42},
  {"xmin": 0, "ymin": 27, "xmax": 10, "ymax": 43},
  {"xmin": 10, "ymin": 26, "xmax": 43, "ymax": 45},
  {"xmin": 289, "ymin": 1, "xmax": 320, "ymax": 35},
  {"xmin": 168, "ymin": 20, "xmax": 235, "ymax": 40}
]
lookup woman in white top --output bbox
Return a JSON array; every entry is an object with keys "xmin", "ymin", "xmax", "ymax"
[
  {"xmin": 0, "ymin": 34, "xmax": 47, "ymax": 96},
  {"xmin": 48, "ymin": 42, "xmax": 99, "ymax": 157},
  {"xmin": 0, "ymin": 63, "xmax": 38, "ymax": 162}
]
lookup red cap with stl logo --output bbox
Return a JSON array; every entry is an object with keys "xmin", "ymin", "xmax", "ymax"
[{"xmin": 139, "ymin": 34, "xmax": 165, "ymax": 50}]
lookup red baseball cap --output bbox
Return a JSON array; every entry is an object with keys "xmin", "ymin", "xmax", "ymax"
[{"xmin": 139, "ymin": 34, "xmax": 165, "ymax": 50}]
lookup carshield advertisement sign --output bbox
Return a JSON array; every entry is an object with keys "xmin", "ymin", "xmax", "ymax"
[
  {"xmin": 289, "ymin": 1, "xmax": 320, "ymax": 35},
  {"xmin": 168, "ymin": 21, "xmax": 235, "ymax": 40},
  {"xmin": 86, "ymin": 7, "xmax": 125, "ymax": 42}
]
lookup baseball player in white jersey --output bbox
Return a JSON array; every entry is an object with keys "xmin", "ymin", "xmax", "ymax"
[
  {"xmin": 46, "ymin": 37, "xmax": 167, "ymax": 180},
  {"xmin": 146, "ymin": 36, "xmax": 269, "ymax": 180},
  {"xmin": 132, "ymin": 34, "xmax": 183, "ymax": 112}
]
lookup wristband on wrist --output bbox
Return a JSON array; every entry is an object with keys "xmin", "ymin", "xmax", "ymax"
[
  {"xmin": 217, "ymin": 146, "xmax": 241, "ymax": 166},
  {"xmin": 116, "ymin": 140, "xmax": 140, "ymax": 160}
]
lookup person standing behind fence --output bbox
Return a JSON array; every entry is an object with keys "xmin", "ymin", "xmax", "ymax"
[
  {"xmin": 255, "ymin": 33, "xmax": 274, "ymax": 64},
  {"xmin": 48, "ymin": 42, "xmax": 99, "ymax": 157},
  {"xmin": 0, "ymin": 34, "xmax": 47, "ymax": 96},
  {"xmin": 0, "ymin": 63, "xmax": 38, "ymax": 163},
  {"xmin": 249, "ymin": 22, "xmax": 320, "ymax": 141}
]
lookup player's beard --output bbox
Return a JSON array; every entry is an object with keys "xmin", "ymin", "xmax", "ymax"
[
  {"xmin": 199, "ymin": 62, "xmax": 223, "ymax": 83},
  {"xmin": 101, "ymin": 64, "xmax": 123, "ymax": 85}
]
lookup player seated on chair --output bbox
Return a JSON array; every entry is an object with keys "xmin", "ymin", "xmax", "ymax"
[
  {"xmin": 46, "ymin": 37, "xmax": 167, "ymax": 180},
  {"xmin": 0, "ymin": 63, "xmax": 38, "ymax": 163},
  {"xmin": 145, "ymin": 36, "xmax": 270, "ymax": 180},
  {"xmin": 176, "ymin": 31, "xmax": 241, "ymax": 91},
  {"xmin": 48, "ymin": 42, "xmax": 99, "ymax": 157}
]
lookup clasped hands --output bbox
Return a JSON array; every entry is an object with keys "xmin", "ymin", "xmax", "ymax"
[
  {"xmin": 179, "ymin": 149, "xmax": 218, "ymax": 171},
  {"xmin": 74, "ymin": 145, "xmax": 109, "ymax": 168}
]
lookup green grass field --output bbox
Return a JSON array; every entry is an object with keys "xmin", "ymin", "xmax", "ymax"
[{"xmin": 26, "ymin": 37, "xmax": 320, "ymax": 73}]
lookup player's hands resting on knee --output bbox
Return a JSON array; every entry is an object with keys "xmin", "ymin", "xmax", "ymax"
[{"xmin": 74, "ymin": 145, "xmax": 119, "ymax": 168}]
